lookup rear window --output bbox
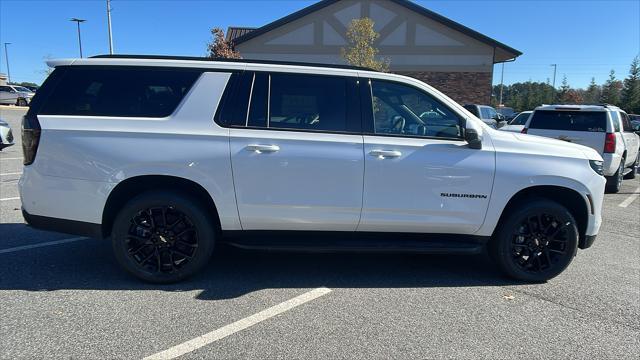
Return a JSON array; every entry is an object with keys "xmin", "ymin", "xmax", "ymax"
[
  {"xmin": 529, "ymin": 110, "xmax": 607, "ymax": 132},
  {"xmin": 40, "ymin": 67, "xmax": 201, "ymax": 117}
]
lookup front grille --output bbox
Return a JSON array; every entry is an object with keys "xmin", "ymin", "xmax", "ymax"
[{"xmin": 6, "ymin": 129, "xmax": 14, "ymax": 143}]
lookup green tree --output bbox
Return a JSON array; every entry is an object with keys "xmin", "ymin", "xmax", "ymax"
[
  {"xmin": 206, "ymin": 27, "xmax": 241, "ymax": 59},
  {"xmin": 557, "ymin": 75, "xmax": 571, "ymax": 103},
  {"xmin": 621, "ymin": 56, "xmax": 640, "ymax": 113},
  {"xmin": 341, "ymin": 18, "xmax": 389, "ymax": 72},
  {"xmin": 600, "ymin": 70, "xmax": 622, "ymax": 106},
  {"xmin": 584, "ymin": 77, "xmax": 601, "ymax": 104}
]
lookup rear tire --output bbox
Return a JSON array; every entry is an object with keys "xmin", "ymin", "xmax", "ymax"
[
  {"xmin": 489, "ymin": 199, "xmax": 578, "ymax": 282},
  {"xmin": 606, "ymin": 158, "xmax": 624, "ymax": 193},
  {"xmin": 111, "ymin": 190, "xmax": 215, "ymax": 283},
  {"xmin": 623, "ymin": 155, "xmax": 638, "ymax": 179},
  {"xmin": 16, "ymin": 98, "xmax": 28, "ymax": 107}
]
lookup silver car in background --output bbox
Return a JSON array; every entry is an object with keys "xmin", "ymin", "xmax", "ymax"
[{"xmin": 0, "ymin": 85, "xmax": 34, "ymax": 106}]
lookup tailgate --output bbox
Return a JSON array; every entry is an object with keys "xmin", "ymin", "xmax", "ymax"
[{"xmin": 527, "ymin": 128, "xmax": 605, "ymax": 152}]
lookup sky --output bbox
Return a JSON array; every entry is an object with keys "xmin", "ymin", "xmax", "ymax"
[{"xmin": 0, "ymin": 0, "xmax": 638, "ymax": 88}]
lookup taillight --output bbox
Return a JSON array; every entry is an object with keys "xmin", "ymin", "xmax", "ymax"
[
  {"xmin": 22, "ymin": 112, "xmax": 41, "ymax": 165},
  {"xmin": 604, "ymin": 133, "xmax": 616, "ymax": 153},
  {"xmin": 521, "ymin": 128, "xmax": 528, "ymax": 134}
]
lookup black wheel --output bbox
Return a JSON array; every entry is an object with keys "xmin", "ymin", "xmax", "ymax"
[
  {"xmin": 16, "ymin": 98, "xmax": 28, "ymax": 107},
  {"xmin": 606, "ymin": 158, "xmax": 624, "ymax": 193},
  {"xmin": 489, "ymin": 199, "xmax": 578, "ymax": 282},
  {"xmin": 111, "ymin": 191, "xmax": 215, "ymax": 283},
  {"xmin": 624, "ymin": 155, "xmax": 638, "ymax": 180}
]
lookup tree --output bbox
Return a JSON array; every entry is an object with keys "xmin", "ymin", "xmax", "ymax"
[
  {"xmin": 341, "ymin": 18, "xmax": 389, "ymax": 72},
  {"xmin": 557, "ymin": 75, "xmax": 571, "ymax": 103},
  {"xmin": 206, "ymin": 27, "xmax": 241, "ymax": 59},
  {"xmin": 584, "ymin": 77, "xmax": 601, "ymax": 104},
  {"xmin": 600, "ymin": 70, "xmax": 622, "ymax": 106},
  {"xmin": 621, "ymin": 56, "xmax": 640, "ymax": 113}
]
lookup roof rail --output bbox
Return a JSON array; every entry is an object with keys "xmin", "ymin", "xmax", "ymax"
[{"xmin": 89, "ymin": 54, "xmax": 379, "ymax": 72}]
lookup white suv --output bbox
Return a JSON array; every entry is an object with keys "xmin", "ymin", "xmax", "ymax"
[
  {"xmin": 19, "ymin": 55, "xmax": 606, "ymax": 283},
  {"xmin": 524, "ymin": 105, "xmax": 640, "ymax": 193}
]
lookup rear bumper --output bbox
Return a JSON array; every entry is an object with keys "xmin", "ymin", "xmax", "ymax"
[{"xmin": 22, "ymin": 208, "xmax": 103, "ymax": 239}]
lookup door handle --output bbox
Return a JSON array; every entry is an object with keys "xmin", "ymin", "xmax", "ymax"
[
  {"xmin": 245, "ymin": 144, "xmax": 280, "ymax": 153},
  {"xmin": 369, "ymin": 149, "xmax": 402, "ymax": 159}
]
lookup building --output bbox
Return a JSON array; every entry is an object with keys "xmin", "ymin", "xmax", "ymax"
[
  {"xmin": 0, "ymin": 73, "xmax": 7, "ymax": 86},
  {"xmin": 227, "ymin": 0, "xmax": 521, "ymax": 104}
]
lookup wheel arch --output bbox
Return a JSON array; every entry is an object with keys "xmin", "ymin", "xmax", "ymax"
[
  {"xmin": 101, "ymin": 175, "xmax": 221, "ymax": 238},
  {"xmin": 495, "ymin": 185, "xmax": 590, "ymax": 248}
]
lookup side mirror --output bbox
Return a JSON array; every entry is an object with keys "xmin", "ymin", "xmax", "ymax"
[{"xmin": 465, "ymin": 128, "xmax": 482, "ymax": 149}]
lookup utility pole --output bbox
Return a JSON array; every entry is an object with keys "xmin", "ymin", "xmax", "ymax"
[
  {"xmin": 70, "ymin": 18, "xmax": 86, "ymax": 58},
  {"xmin": 550, "ymin": 64, "xmax": 558, "ymax": 103},
  {"xmin": 3, "ymin": 42, "xmax": 11, "ymax": 83},
  {"xmin": 107, "ymin": 0, "xmax": 114, "ymax": 54},
  {"xmin": 498, "ymin": 62, "xmax": 505, "ymax": 106}
]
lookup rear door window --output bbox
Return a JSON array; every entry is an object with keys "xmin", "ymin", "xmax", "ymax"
[
  {"xmin": 41, "ymin": 67, "xmax": 201, "ymax": 117},
  {"xmin": 529, "ymin": 110, "xmax": 607, "ymax": 132}
]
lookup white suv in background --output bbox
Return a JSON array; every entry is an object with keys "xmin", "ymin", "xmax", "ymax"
[
  {"xmin": 524, "ymin": 105, "xmax": 639, "ymax": 193},
  {"xmin": 19, "ymin": 55, "xmax": 606, "ymax": 283}
]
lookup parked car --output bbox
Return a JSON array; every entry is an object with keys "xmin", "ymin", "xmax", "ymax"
[
  {"xmin": 0, "ymin": 118, "xmax": 14, "ymax": 150},
  {"xmin": 499, "ymin": 111, "xmax": 532, "ymax": 133},
  {"xmin": 523, "ymin": 105, "xmax": 639, "ymax": 193},
  {"xmin": 20, "ymin": 55, "xmax": 606, "ymax": 284},
  {"xmin": 496, "ymin": 106, "xmax": 517, "ymax": 121},
  {"xmin": 23, "ymin": 85, "xmax": 39, "ymax": 93},
  {"xmin": 0, "ymin": 85, "xmax": 33, "ymax": 106},
  {"xmin": 463, "ymin": 104, "xmax": 505, "ymax": 128}
]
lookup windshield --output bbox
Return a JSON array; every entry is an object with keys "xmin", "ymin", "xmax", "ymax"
[
  {"xmin": 510, "ymin": 112, "xmax": 530, "ymax": 125},
  {"xmin": 529, "ymin": 110, "xmax": 607, "ymax": 132},
  {"xmin": 14, "ymin": 86, "xmax": 31, "ymax": 92}
]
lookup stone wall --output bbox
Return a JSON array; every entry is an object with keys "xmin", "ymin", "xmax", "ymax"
[{"xmin": 395, "ymin": 71, "xmax": 492, "ymax": 105}]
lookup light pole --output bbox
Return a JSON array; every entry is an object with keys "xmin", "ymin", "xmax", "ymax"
[
  {"xmin": 3, "ymin": 42, "xmax": 11, "ymax": 83},
  {"xmin": 107, "ymin": 0, "xmax": 114, "ymax": 54},
  {"xmin": 70, "ymin": 18, "xmax": 86, "ymax": 58},
  {"xmin": 498, "ymin": 62, "xmax": 505, "ymax": 106}
]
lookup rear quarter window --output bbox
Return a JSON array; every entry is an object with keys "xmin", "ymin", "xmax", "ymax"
[
  {"xmin": 529, "ymin": 110, "xmax": 607, "ymax": 132},
  {"xmin": 40, "ymin": 67, "xmax": 201, "ymax": 117}
]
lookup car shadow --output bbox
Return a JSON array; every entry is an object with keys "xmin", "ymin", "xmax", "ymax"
[{"xmin": 0, "ymin": 223, "xmax": 525, "ymax": 300}]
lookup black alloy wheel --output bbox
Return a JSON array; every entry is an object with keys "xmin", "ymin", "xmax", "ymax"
[
  {"xmin": 490, "ymin": 199, "xmax": 578, "ymax": 282},
  {"xmin": 112, "ymin": 191, "xmax": 215, "ymax": 283}
]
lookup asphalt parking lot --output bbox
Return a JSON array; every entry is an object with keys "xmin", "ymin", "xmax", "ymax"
[{"xmin": 1, "ymin": 106, "xmax": 639, "ymax": 359}]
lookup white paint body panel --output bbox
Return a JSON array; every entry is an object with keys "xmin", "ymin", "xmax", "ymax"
[{"xmin": 21, "ymin": 58, "xmax": 605, "ymax": 243}]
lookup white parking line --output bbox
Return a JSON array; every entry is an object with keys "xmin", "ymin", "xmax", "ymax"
[
  {"xmin": 0, "ymin": 157, "xmax": 22, "ymax": 160},
  {"xmin": 0, "ymin": 197, "xmax": 20, "ymax": 202},
  {"xmin": 0, "ymin": 172, "xmax": 22, "ymax": 176},
  {"xmin": 143, "ymin": 287, "xmax": 333, "ymax": 360},
  {"xmin": 619, "ymin": 186, "xmax": 640, "ymax": 208},
  {"xmin": 0, "ymin": 237, "xmax": 88, "ymax": 254}
]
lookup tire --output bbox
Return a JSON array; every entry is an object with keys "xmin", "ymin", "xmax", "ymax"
[
  {"xmin": 489, "ymin": 198, "xmax": 578, "ymax": 282},
  {"xmin": 16, "ymin": 98, "xmax": 28, "ymax": 107},
  {"xmin": 605, "ymin": 158, "xmax": 625, "ymax": 193},
  {"xmin": 111, "ymin": 190, "xmax": 216, "ymax": 283},
  {"xmin": 623, "ymin": 154, "xmax": 638, "ymax": 180}
]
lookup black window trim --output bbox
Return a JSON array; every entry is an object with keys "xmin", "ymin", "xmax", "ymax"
[
  {"xmin": 362, "ymin": 77, "xmax": 466, "ymax": 142},
  {"xmin": 219, "ymin": 70, "xmax": 363, "ymax": 136}
]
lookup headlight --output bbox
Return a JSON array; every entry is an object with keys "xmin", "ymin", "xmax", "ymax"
[{"xmin": 589, "ymin": 160, "xmax": 604, "ymax": 176}]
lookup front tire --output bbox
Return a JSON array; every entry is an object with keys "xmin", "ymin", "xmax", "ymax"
[
  {"xmin": 16, "ymin": 98, "xmax": 28, "ymax": 107},
  {"xmin": 606, "ymin": 158, "xmax": 624, "ymax": 193},
  {"xmin": 489, "ymin": 199, "xmax": 578, "ymax": 282},
  {"xmin": 111, "ymin": 191, "xmax": 215, "ymax": 283},
  {"xmin": 623, "ymin": 155, "xmax": 638, "ymax": 180}
]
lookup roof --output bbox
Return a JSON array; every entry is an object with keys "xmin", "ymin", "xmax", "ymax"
[
  {"xmin": 230, "ymin": 0, "xmax": 522, "ymax": 60},
  {"xmin": 534, "ymin": 104, "xmax": 618, "ymax": 111},
  {"xmin": 226, "ymin": 27, "xmax": 256, "ymax": 42}
]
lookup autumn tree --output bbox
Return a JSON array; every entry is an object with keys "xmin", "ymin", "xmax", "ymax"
[
  {"xmin": 600, "ymin": 70, "xmax": 622, "ymax": 106},
  {"xmin": 341, "ymin": 18, "xmax": 389, "ymax": 72},
  {"xmin": 206, "ymin": 27, "xmax": 241, "ymax": 59},
  {"xmin": 621, "ymin": 56, "xmax": 640, "ymax": 113}
]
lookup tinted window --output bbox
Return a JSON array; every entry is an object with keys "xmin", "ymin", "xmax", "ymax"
[
  {"xmin": 463, "ymin": 105, "xmax": 479, "ymax": 116},
  {"xmin": 529, "ymin": 110, "xmax": 607, "ymax": 132},
  {"xmin": 479, "ymin": 107, "xmax": 491, "ymax": 119},
  {"xmin": 247, "ymin": 73, "xmax": 268, "ymax": 127},
  {"xmin": 0, "ymin": 86, "xmax": 11, "ymax": 92},
  {"xmin": 370, "ymin": 80, "xmax": 463, "ymax": 139},
  {"xmin": 268, "ymin": 73, "xmax": 347, "ymax": 132},
  {"xmin": 510, "ymin": 112, "xmax": 530, "ymax": 125},
  {"xmin": 41, "ymin": 67, "xmax": 201, "ymax": 117},
  {"xmin": 621, "ymin": 112, "xmax": 633, "ymax": 132}
]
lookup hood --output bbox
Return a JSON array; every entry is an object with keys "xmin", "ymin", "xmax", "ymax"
[{"xmin": 488, "ymin": 130, "xmax": 603, "ymax": 161}]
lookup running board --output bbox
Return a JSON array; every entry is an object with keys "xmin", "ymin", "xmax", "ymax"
[{"xmin": 221, "ymin": 231, "xmax": 487, "ymax": 255}]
